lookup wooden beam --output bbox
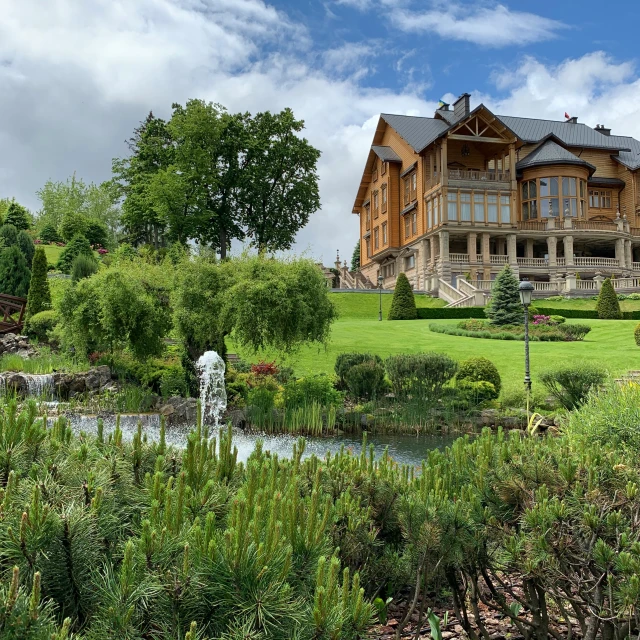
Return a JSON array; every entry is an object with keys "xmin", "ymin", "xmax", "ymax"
[{"xmin": 448, "ymin": 134, "xmax": 508, "ymax": 143}]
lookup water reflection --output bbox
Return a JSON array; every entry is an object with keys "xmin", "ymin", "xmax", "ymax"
[{"xmin": 66, "ymin": 413, "xmax": 462, "ymax": 468}]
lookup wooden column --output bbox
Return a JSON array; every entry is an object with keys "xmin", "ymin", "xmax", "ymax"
[{"xmin": 441, "ymin": 138, "xmax": 448, "ymax": 188}]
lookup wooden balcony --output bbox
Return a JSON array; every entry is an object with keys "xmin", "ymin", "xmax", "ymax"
[{"xmin": 448, "ymin": 169, "xmax": 511, "ymax": 190}]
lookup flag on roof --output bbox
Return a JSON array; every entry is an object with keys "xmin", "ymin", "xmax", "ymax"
[
  {"xmin": 564, "ymin": 112, "xmax": 571, "ymax": 119},
  {"xmin": 438, "ymin": 100, "xmax": 447, "ymax": 108}
]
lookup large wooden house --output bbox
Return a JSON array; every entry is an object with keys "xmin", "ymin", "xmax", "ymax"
[{"xmin": 350, "ymin": 93, "xmax": 640, "ymax": 302}]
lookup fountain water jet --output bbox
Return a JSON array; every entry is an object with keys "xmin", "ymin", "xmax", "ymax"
[{"xmin": 196, "ymin": 351, "xmax": 227, "ymax": 426}]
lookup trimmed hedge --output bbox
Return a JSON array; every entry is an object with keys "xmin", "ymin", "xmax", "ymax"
[
  {"xmin": 417, "ymin": 307, "xmax": 486, "ymax": 319},
  {"xmin": 536, "ymin": 307, "xmax": 640, "ymax": 320}
]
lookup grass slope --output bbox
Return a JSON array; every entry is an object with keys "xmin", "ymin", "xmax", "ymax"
[
  {"xmin": 233, "ymin": 293, "xmax": 639, "ymax": 398},
  {"xmin": 42, "ymin": 244, "xmax": 64, "ymax": 266}
]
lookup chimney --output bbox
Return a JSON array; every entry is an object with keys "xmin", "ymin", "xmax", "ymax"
[
  {"xmin": 595, "ymin": 123, "xmax": 611, "ymax": 136},
  {"xmin": 437, "ymin": 102, "xmax": 450, "ymax": 111},
  {"xmin": 566, "ymin": 116, "xmax": 578, "ymax": 124},
  {"xmin": 454, "ymin": 93, "xmax": 471, "ymax": 120}
]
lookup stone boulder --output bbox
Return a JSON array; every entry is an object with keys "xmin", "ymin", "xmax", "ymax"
[
  {"xmin": 0, "ymin": 333, "xmax": 36, "ymax": 358},
  {"xmin": 160, "ymin": 396, "xmax": 199, "ymax": 425}
]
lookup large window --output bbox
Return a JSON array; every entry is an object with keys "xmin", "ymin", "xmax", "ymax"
[
  {"xmin": 411, "ymin": 211, "xmax": 417, "ymax": 235},
  {"xmin": 365, "ymin": 204, "xmax": 370, "ymax": 231},
  {"xmin": 403, "ymin": 178, "xmax": 410, "ymax": 205},
  {"xmin": 447, "ymin": 192, "xmax": 458, "ymax": 221},
  {"xmin": 381, "ymin": 184, "xmax": 387, "ymax": 213},
  {"xmin": 460, "ymin": 193, "xmax": 471, "ymax": 222},
  {"xmin": 382, "ymin": 222, "xmax": 387, "ymax": 245},
  {"xmin": 410, "ymin": 173, "xmax": 417, "ymax": 199},
  {"xmin": 373, "ymin": 191, "xmax": 379, "ymax": 218},
  {"xmin": 488, "ymin": 194, "xmax": 498, "ymax": 222},
  {"xmin": 427, "ymin": 199, "xmax": 432, "ymax": 229},
  {"xmin": 404, "ymin": 215, "xmax": 410, "ymax": 239},
  {"xmin": 472, "ymin": 193, "xmax": 483, "ymax": 222},
  {"xmin": 589, "ymin": 189, "xmax": 612, "ymax": 209},
  {"xmin": 366, "ymin": 238, "xmax": 370, "ymax": 258},
  {"xmin": 500, "ymin": 195, "xmax": 511, "ymax": 223},
  {"xmin": 405, "ymin": 255, "xmax": 415, "ymax": 270},
  {"xmin": 522, "ymin": 176, "xmax": 586, "ymax": 219},
  {"xmin": 374, "ymin": 228, "xmax": 379, "ymax": 250}
]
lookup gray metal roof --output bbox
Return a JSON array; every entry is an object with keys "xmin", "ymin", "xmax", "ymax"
[
  {"xmin": 434, "ymin": 109, "xmax": 459, "ymax": 125},
  {"xmin": 371, "ymin": 145, "xmax": 402, "ymax": 163},
  {"xmin": 497, "ymin": 115, "xmax": 629, "ymax": 150},
  {"xmin": 380, "ymin": 114, "xmax": 449, "ymax": 153},
  {"xmin": 400, "ymin": 202, "xmax": 417, "ymax": 216},
  {"xmin": 516, "ymin": 140, "xmax": 595, "ymax": 172},
  {"xmin": 608, "ymin": 135, "xmax": 640, "ymax": 170}
]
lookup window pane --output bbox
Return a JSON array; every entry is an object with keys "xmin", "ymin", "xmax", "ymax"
[
  {"xmin": 580, "ymin": 180, "xmax": 585, "ymax": 198},
  {"xmin": 522, "ymin": 201, "xmax": 529, "ymax": 221},
  {"xmin": 462, "ymin": 202, "xmax": 472, "ymax": 221},
  {"xmin": 540, "ymin": 178, "xmax": 549, "ymax": 196},
  {"xmin": 541, "ymin": 198, "xmax": 559, "ymax": 218},
  {"xmin": 427, "ymin": 200, "xmax": 432, "ymax": 229},
  {"xmin": 568, "ymin": 177, "xmax": 577, "ymax": 196},
  {"xmin": 448, "ymin": 200, "xmax": 458, "ymax": 221},
  {"xmin": 488, "ymin": 194, "xmax": 497, "ymax": 204},
  {"xmin": 412, "ymin": 212, "xmax": 417, "ymax": 234},
  {"xmin": 530, "ymin": 200, "xmax": 538, "ymax": 219},
  {"xmin": 529, "ymin": 180, "xmax": 537, "ymax": 198},
  {"xmin": 404, "ymin": 216, "xmax": 410, "ymax": 238},
  {"xmin": 550, "ymin": 177, "xmax": 559, "ymax": 196},
  {"xmin": 501, "ymin": 204, "xmax": 510, "ymax": 223},
  {"xmin": 580, "ymin": 200, "xmax": 585, "ymax": 217},
  {"xmin": 566, "ymin": 198, "xmax": 577, "ymax": 217},
  {"xmin": 473, "ymin": 202, "xmax": 483, "ymax": 222},
  {"xmin": 603, "ymin": 191, "xmax": 611, "ymax": 208},
  {"xmin": 488, "ymin": 201, "xmax": 497, "ymax": 222},
  {"xmin": 460, "ymin": 192, "xmax": 471, "ymax": 203},
  {"xmin": 522, "ymin": 182, "xmax": 529, "ymax": 200}
]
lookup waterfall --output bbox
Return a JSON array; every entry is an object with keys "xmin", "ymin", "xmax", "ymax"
[
  {"xmin": 196, "ymin": 351, "xmax": 227, "ymax": 427},
  {"xmin": 25, "ymin": 374, "xmax": 54, "ymax": 397}
]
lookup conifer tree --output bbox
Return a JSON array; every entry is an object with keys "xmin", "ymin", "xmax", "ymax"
[
  {"xmin": 596, "ymin": 277, "xmax": 622, "ymax": 319},
  {"xmin": 56, "ymin": 234, "xmax": 93, "ymax": 274},
  {"xmin": 0, "ymin": 246, "xmax": 31, "ymax": 297},
  {"xmin": 17, "ymin": 230, "xmax": 35, "ymax": 267},
  {"xmin": 350, "ymin": 241, "xmax": 360, "ymax": 272},
  {"xmin": 25, "ymin": 247, "xmax": 51, "ymax": 319},
  {"xmin": 388, "ymin": 272, "xmax": 417, "ymax": 320},
  {"xmin": 0, "ymin": 223, "xmax": 18, "ymax": 248},
  {"xmin": 4, "ymin": 201, "xmax": 30, "ymax": 230},
  {"xmin": 485, "ymin": 265, "xmax": 522, "ymax": 325}
]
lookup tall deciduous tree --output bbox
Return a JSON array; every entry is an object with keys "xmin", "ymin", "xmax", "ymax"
[
  {"xmin": 239, "ymin": 108, "xmax": 320, "ymax": 252},
  {"xmin": 112, "ymin": 112, "xmax": 174, "ymax": 246}
]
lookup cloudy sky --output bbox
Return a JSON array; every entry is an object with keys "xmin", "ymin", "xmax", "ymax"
[{"xmin": 2, "ymin": 0, "xmax": 640, "ymax": 264}]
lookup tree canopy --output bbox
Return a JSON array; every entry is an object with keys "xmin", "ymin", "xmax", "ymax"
[
  {"xmin": 4, "ymin": 201, "xmax": 30, "ymax": 230},
  {"xmin": 113, "ymin": 102, "xmax": 320, "ymax": 256}
]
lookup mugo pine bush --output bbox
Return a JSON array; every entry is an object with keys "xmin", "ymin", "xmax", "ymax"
[
  {"xmin": 484, "ymin": 265, "xmax": 522, "ymax": 325},
  {"xmin": 388, "ymin": 272, "xmax": 417, "ymax": 320},
  {"xmin": 596, "ymin": 277, "xmax": 622, "ymax": 319}
]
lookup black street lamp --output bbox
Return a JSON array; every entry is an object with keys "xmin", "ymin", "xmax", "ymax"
[
  {"xmin": 519, "ymin": 279, "xmax": 534, "ymax": 395},
  {"xmin": 378, "ymin": 274, "xmax": 384, "ymax": 321}
]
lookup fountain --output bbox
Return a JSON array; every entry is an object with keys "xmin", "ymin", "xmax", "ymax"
[
  {"xmin": 196, "ymin": 351, "xmax": 227, "ymax": 427},
  {"xmin": 0, "ymin": 372, "xmax": 54, "ymax": 398}
]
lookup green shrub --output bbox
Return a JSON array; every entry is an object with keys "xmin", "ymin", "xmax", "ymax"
[
  {"xmin": 335, "ymin": 352, "xmax": 383, "ymax": 389},
  {"xmin": 16, "ymin": 230, "xmax": 34, "ymax": 266},
  {"xmin": 25, "ymin": 309, "xmax": 58, "ymax": 342},
  {"xmin": 159, "ymin": 364, "xmax": 189, "ymax": 397},
  {"xmin": 283, "ymin": 375, "xmax": 343, "ymax": 409},
  {"xmin": 457, "ymin": 318, "xmax": 486, "ymax": 331},
  {"xmin": 344, "ymin": 360, "xmax": 386, "ymax": 401},
  {"xmin": 549, "ymin": 315, "xmax": 566, "ymax": 324},
  {"xmin": 39, "ymin": 223, "xmax": 61, "ymax": 243},
  {"xmin": 388, "ymin": 272, "xmax": 417, "ymax": 320},
  {"xmin": 0, "ymin": 223, "xmax": 18, "ymax": 248},
  {"xmin": 385, "ymin": 352, "xmax": 457, "ymax": 400},
  {"xmin": 71, "ymin": 253, "xmax": 98, "ymax": 282},
  {"xmin": 416, "ymin": 307, "xmax": 485, "ymax": 319},
  {"xmin": 539, "ymin": 363, "xmax": 607, "ymax": 410},
  {"xmin": 485, "ymin": 266, "xmax": 522, "ymax": 326},
  {"xmin": 628, "ymin": 292, "xmax": 640, "ymax": 300},
  {"xmin": 635, "ymin": 323, "xmax": 640, "ymax": 347},
  {"xmin": 534, "ymin": 307, "xmax": 599, "ymax": 319},
  {"xmin": 4, "ymin": 200, "xmax": 30, "ymax": 229},
  {"xmin": 456, "ymin": 357, "xmax": 501, "ymax": 398},
  {"xmin": 557, "ymin": 323, "xmax": 591, "ymax": 341},
  {"xmin": 0, "ymin": 245, "xmax": 30, "ymax": 297},
  {"xmin": 56, "ymin": 233, "xmax": 93, "ymax": 274},
  {"xmin": 596, "ymin": 277, "xmax": 622, "ymax": 319},
  {"xmin": 25, "ymin": 246, "xmax": 51, "ymax": 319},
  {"xmin": 85, "ymin": 219, "xmax": 109, "ymax": 247},
  {"xmin": 457, "ymin": 379, "xmax": 497, "ymax": 404}
]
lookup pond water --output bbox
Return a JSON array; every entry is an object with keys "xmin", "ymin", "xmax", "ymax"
[{"xmin": 65, "ymin": 413, "xmax": 462, "ymax": 468}]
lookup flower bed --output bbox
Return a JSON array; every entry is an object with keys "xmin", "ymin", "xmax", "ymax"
[{"xmin": 429, "ymin": 318, "xmax": 591, "ymax": 342}]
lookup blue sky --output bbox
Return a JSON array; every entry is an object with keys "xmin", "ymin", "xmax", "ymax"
[{"xmin": 1, "ymin": 0, "xmax": 640, "ymax": 264}]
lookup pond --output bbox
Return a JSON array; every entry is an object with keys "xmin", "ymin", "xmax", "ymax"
[{"xmin": 66, "ymin": 413, "xmax": 463, "ymax": 468}]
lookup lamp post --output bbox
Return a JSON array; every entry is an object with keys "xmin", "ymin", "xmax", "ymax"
[
  {"xmin": 378, "ymin": 274, "xmax": 384, "ymax": 321},
  {"xmin": 519, "ymin": 279, "xmax": 534, "ymax": 396}
]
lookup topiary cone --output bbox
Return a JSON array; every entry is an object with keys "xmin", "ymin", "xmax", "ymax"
[{"xmin": 388, "ymin": 272, "xmax": 417, "ymax": 320}]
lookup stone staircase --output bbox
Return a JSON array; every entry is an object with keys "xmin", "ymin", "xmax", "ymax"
[
  {"xmin": 437, "ymin": 277, "xmax": 487, "ymax": 308},
  {"xmin": 615, "ymin": 370, "xmax": 640, "ymax": 385}
]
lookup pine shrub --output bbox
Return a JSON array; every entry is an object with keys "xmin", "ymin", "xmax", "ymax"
[
  {"xmin": 344, "ymin": 360, "xmax": 386, "ymax": 400},
  {"xmin": 0, "ymin": 223, "xmax": 18, "ymax": 248},
  {"xmin": 596, "ymin": 278, "xmax": 622, "ymax": 319},
  {"xmin": 39, "ymin": 223, "xmax": 61, "ymax": 244},
  {"xmin": 17, "ymin": 229, "xmax": 35, "ymax": 266},
  {"xmin": 25, "ymin": 247, "xmax": 52, "ymax": 319},
  {"xmin": 456, "ymin": 356, "xmax": 501, "ymax": 398},
  {"xmin": 485, "ymin": 266, "xmax": 523, "ymax": 325},
  {"xmin": 56, "ymin": 234, "xmax": 93, "ymax": 274},
  {"xmin": 385, "ymin": 352, "xmax": 457, "ymax": 399},
  {"xmin": 388, "ymin": 272, "xmax": 417, "ymax": 320},
  {"xmin": 3, "ymin": 201, "xmax": 30, "ymax": 230},
  {"xmin": 334, "ymin": 352, "xmax": 383, "ymax": 389},
  {"xmin": 539, "ymin": 363, "xmax": 607, "ymax": 410},
  {"xmin": 0, "ymin": 245, "xmax": 31, "ymax": 297},
  {"xmin": 71, "ymin": 253, "xmax": 99, "ymax": 282}
]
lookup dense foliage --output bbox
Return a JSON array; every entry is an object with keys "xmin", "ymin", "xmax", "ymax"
[
  {"xmin": 596, "ymin": 277, "xmax": 622, "ymax": 319},
  {"xmin": 387, "ymin": 273, "xmax": 417, "ymax": 320},
  {"xmin": 539, "ymin": 362, "xmax": 607, "ymax": 409},
  {"xmin": 456, "ymin": 356, "xmax": 501, "ymax": 398},
  {"xmin": 0, "ymin": 223, "xmax": 18, "ymax": 248},
  {"xmin": 56, "ymin": 234, "xmax": 94, "ymax": 274},
  {"xmin": 0, "ymin": 245, "xmax": 31, "ymax": 297},
  {"xmin": 25, "ymin": 247, "xmax": 52, "ymax": 319},
  {"xmin": 3, "ymin": 385, "xmax": 640, "ymax": 639},
  {"xmin": 350, "ymin": 241, "xmax": 360, "ymax": 272},
  {"xmin": 385, "ymin": 352, "xmax": 457, "ymax": 399},
  {"xmin": 3, "ymin": 200, "xmax": 30, "ymax": 230},
  {"xmin": 344, "ymin": 360, "xmax": 386, "ymax": 400},
  {"xmin": 113, "ymin": 103, "xmax": 320, "ymax": 256},
  {"xmin": 485, "ymin": 266, "xmax": 522, "ymax": 325},
  {"xmin": 71, "ymin": 253, "xmax": 98, "ymax": 282},
  {"xmin": 17, "ymin": 230, "xmax": 35, "ymax": 266},
  {"xmin": 334, "ymin": 352, "xmax": 383, "ymax": 389}
]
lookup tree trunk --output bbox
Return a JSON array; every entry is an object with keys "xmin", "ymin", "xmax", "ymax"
[{"xmin": 219, "ymin": 227, "xmax": 227, "ymax": 260}]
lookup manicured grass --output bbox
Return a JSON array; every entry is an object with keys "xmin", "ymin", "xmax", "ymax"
[
  {"xmin": 42, "ymin": 244, "xmax": 64, "ymax": 266},
  {"xmin": 536, "ymin": 297, "xmax": 640, "ymax": 311},
  {"xmin": 331, "ymin": 292, "xmax": 445, "ymax": 320},
  {"xmin": 232, "ymin": 293, "xmax": 640, "ymax": 398}
]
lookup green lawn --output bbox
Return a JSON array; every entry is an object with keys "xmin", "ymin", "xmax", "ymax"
[
  {"xmin": 233, "ymin": 292, "xmax": 640, "ymax": 397},
  {"xmin": 42, "ymin": 244, "xmax": 64, "ymax": 266},
  {"xmin": 537, "ymin": 297, "xmax": 640, "ymax": 311},
  {"xmin": 331, "ymin": 292, "xmax": 445, "ymax": 320}
]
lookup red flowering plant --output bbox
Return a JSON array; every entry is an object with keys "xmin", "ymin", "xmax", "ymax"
[
  {"xmin": 251, "ymin": 360, "xmax": 279, "ymax": 377},
  {"xmin": 533, "ymin": 315, "xmax": 551, "ymax": 325},
  {"xmin": 98, "ymin": 248, "xmax": 108, "ymax": 255}
]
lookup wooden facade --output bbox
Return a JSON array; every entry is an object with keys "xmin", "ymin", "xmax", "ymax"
[{"xmin": 351, "ymin": 95, "xmax": 640, "ymax": 292}]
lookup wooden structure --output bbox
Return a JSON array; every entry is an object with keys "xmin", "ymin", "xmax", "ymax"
[
  {"xmin": 0, "ymin": 294, "xmax": 27, "ymax": 334},
  {"xmin": 350, "ymin": 92, "xmax": 640, "ymax": 299}
]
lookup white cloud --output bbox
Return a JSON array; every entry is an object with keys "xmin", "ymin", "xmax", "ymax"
[{"xmin": 392, "ymin": 3, "xmax": 567, "ymax": 47}]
